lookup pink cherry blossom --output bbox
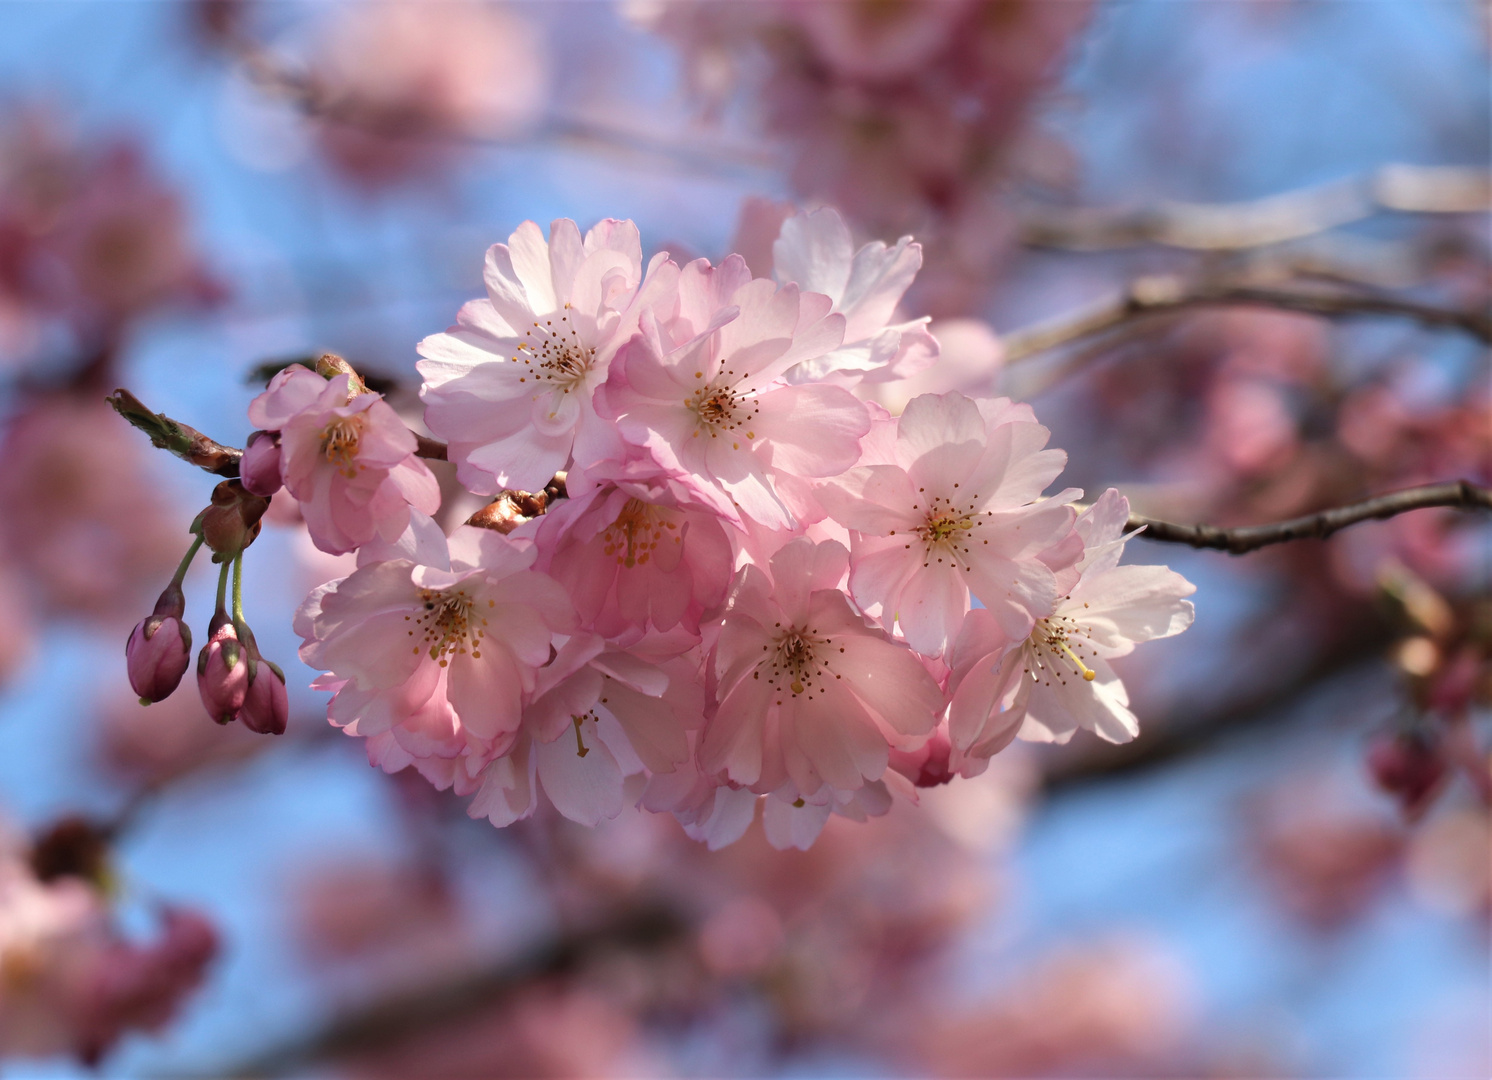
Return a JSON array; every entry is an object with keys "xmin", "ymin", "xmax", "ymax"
[
  {"xmin": 817, "ymin": 390, "xmax": 1080, "ymax": 658},
  {"xmin": 700, "ymin": 538, "xmax": 945, "ymax": 800},
  {"xmin": 248, "ymin": 365, "xmax": 440, "ymax": 555},
  {"xmin": 604, "ymin": 256, "xmax": 865, "ymax": 529},
  {"xmin": 461, "ymin": 638, "xmax": 703, "ymax": 827},
  {"xmin": 296, "ymin": 514, "xmax": 575, "ymax": 766},
  {"xmin": 418, "ymin": 218, "xmax": 666, "ymax": 494},
  {"xmin": 535, "ymin": 458, "xmax": 735, "ymax": 644},
  {"xmin": 947, "ymin": 489, "xmax": 1196, "ymax": 760},
  {"xmin": 767, "ymin": 207, "xmax": 937, "ymax": 386}
]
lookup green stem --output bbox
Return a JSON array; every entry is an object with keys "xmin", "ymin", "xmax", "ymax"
[
  {"xmin": 231, "ymin": 552, "xmax": 245, "ymax": 624},
  {"xmin": 214, "ymin": 559, "xmax": 231, "ymax": 618},
  {"xmin": 169, "ymin": 535, "xmax": 205, "ymax": 589}
]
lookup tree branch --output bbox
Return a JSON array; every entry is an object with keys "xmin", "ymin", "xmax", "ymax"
[
  {"xmin": 412, "ymin": 434, "xmax": 447, "ymax": 461},
  {"xmin": 107, "ymin": 389, "xmax": 243, "ymax": 477},
  {"xmin": 221, "ymin": 904, "xmax": 685, "ymax": 1078},
  {"xmin": 1001, "ymin": 275, "xmax": 1492, "ymax": 364},
  {"xmin": 1017, "ymin": 165, "xmax": 1492, "ymax": 251},
  {"xmin": 1128, "ymin": 480, "xmax": 1492, "ymax": 556}
]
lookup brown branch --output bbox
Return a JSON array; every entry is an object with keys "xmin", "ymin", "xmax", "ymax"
[
  {"xmin": 107, "ymin": 389, "xmax": 243, "ymax": 477},
  {"xmin": 1001, "ymin": 276, "xmax": 1492, "ymax": 364},
  {"xmin": 1128, "ymin": 481, "xmax": 1492, "ymax": 556},
  {"xmin": 220, "ymin": 904, "xmax": 685, "ymax": 1078},
  {"xmin": 413, "ymin": 434, "xmax": 447, "ymax": 461},
  {"xmin": 1018, "ymin": 165, "xmax": 1492, "ymax": 251}
]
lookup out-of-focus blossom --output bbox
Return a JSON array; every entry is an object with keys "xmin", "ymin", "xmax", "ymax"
[
  {"xmin": 0, "ymin": 826, "xmax": 217, "ymax": 1065},
  {"xmin": 636, "ymin": 1, "xmax": 1093, "ymax": 314},
  {"xmin": 817, "ymin": 390, "xmax": 1077, "ymax": 656},
  {"xmin": 0, "ymin": 107, "xmax": 216, "ymax": 363},
  {"xmin": 910, "ymin": 936, "xmax": 1194, "ymax": 1077},
  {"xmin": 419, "ymin": 218, "xmax": 657, "ymax": 494},
  {"xmin": 863, "ymin": 316, "xmax": 1003, "ymax": 415},
  {"xmin": 0, "ymin": 397, "xmax": 182, "ymax": 619},
  {"xmin": 1406, "ymin": 806, "xmax": 1491, "ymax": 918},
  {"xmin": 1367, "ymin": 729, "xmax": 1448, "ymax": 820},
  {"xmin": 304, "ymin": 0, "xmax": 548, "ymax": 189},
  {"xmin": 249, "ymin": 365, "xmax": 440, "ymax": 555},
  {"xmin": 96, "ymin": 684, "xmax": 267, "ymax": 787},
  {"xmin": 1244, "ymin": 773, "xmax": 1405, "ymax": 930},
  {"xmin": 947, "ymin": 489, "xmax": 1196, "ymax": 757}
]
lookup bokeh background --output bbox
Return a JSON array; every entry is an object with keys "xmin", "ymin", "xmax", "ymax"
[{"xmin": 0, "ymin": 1, "xmax": 1488, "ymax": 1076}]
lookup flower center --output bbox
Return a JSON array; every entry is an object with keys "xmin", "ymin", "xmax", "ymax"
[
  {"xmin": 759, "ymin": 624, "xmax": 832, "ymax": 698},
  {"xmin": 320, "ymin": 415, "xmax": 364, "ymax": 476},
  {"xmin": 406, "ymin": 586, "xmax": 489, "ymax": 666},
  {"xmin": 686, "ymin": 377, "xmax": 758, "ymax": 445},
  {"xmin": 906, "ymin": 491, "xmax": 989, "ymax": 568},
  {"xmin": 601, "ymin": 498, "xmax": 679, "ymax": 568},
  {"xmin": 1025, "ymin": 610, "xmax": 1097, "ymax": 685},
  {"xmin": 511, "ymin": 307, "xmax": 594, "ymax": 394}
]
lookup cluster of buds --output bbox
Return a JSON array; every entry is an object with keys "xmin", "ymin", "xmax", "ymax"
[{"xmin": 124, "ymin": 477, "xmax": 286, "ymax": 735}]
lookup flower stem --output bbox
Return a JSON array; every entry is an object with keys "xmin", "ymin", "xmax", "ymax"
[
  {"xmin": 169, "ymin": 534, "xmax": 205, "ymax": 589},
  {"xmin": 214, "ymin": 558, "xmax": 231, "ymax": 618},
  {"xmin": 231, "ymin": 552, "xmax": 245, "ymax": 624}
]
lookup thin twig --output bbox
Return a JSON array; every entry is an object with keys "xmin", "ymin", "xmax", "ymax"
[
  {"xmin": 1001, "ymin": 275, "xmax": 1492, "ymax": 364},
  {"xmin": 1018, "ymin": 165, "xmax": 1492, "ymax": 252},
  {"xmin": 107, "ymin": 389, "xmax": 243, "ymax": 477},
  {"xmin": 1128, "ymin": 480, "xmax": 1492, "ymax": 556}
]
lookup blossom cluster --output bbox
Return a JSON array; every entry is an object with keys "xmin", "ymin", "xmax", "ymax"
[
  {"xmin": 257, "ymin": 210, "xmax": 1194, "ymax": 850},
  {"xmin": 0, "ymin": 824, "xmax": 215, "ymax": 1064}
]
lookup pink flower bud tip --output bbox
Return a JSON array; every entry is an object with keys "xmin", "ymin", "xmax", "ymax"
[
  {"xmin": 239, "ymin": 431, "xmax": 283, "ymax": 498},
  {"xmin": 197, "ymin": 620, "xmax": 248, "ymax": 724},
  {"xmin": 238, "ymin": 662, "xmax": 288, "ymax": 735},
  {"xmin": 126, "ymin": 616, "xmax": 192, "ymax": 705}
]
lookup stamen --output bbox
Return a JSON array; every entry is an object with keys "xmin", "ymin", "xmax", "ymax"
[
  {"xmin": 572, "ymin": 715, "xmax": 590, "ymax": 758},
  {"xmin": 320, "ymin": 415, "xmax": 365, "ymax": 477}
]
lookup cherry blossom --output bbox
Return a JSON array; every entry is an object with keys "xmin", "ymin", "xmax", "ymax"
[
  {"xmin": 296, "ymin": 514, "xmax": 575, "ymax": 766},
  {"xmin": 766, "ymin": 206, "xmax": 938, "ymax": 386},
  {"xmin": 604, "ymin": 256, "xmax": 865, "ymax": 529},
  {"xmin": 947, "ymin": 489, "xmax": 1196, "ymax": 760},
  {"xmin": 534, "ymin": 458, "xmax": 735, "ymax": 645},
  {"xmin": 248, "ymin": 365, "xmax": 440, "ymax": 555},
  {"xmin": 817, "ymin": 390, "xmax": 1080, "ymax": 658},
  {"xmin": 701, "ymin": 538, "xmax": 944, "ymax": 799},
  {"xmin": 418, "ymin": 218, "xmax": 666, "ymax": 494}
]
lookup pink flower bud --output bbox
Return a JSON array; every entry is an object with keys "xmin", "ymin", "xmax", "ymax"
[
  {"xmin": 126, "ymin": 615, "xmax": 192, "ymax": 705},
  {"xmin": 238, "ymin": 663, "xmax": 288, "ymax": 735},
  {"xmin": 1367, "ymin": 730, "xmax": 1446, "ymax": 819},
  {"xmin": 197, "ymin": 619, "xmax": 248, "ymax": 724},
  {"xmin": 239, "ymin": 431, "xmax": 282, "ymax": 498}
]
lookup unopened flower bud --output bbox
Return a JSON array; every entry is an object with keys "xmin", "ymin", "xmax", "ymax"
[
  {"xmin": 196, "ymin": 480, "xmax": 270, "ymax": 558},
  {"xmin": 239, "ymin": 431, "xmax": 282, "ymax": 498},
  {"xmin": 238, "ymin": 661, "xmax": 288, "ymax": 735},
  {"xmin": 197, "ymin": 617, "xmax": 248, "ymax": 724},
  {"xmin": 1367, "ymin": 729, "xmax": 1446, "ymax": 819},
  {"xmin": 127, "ymin": 616, "xmax": 192, "ymax": 705}
]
